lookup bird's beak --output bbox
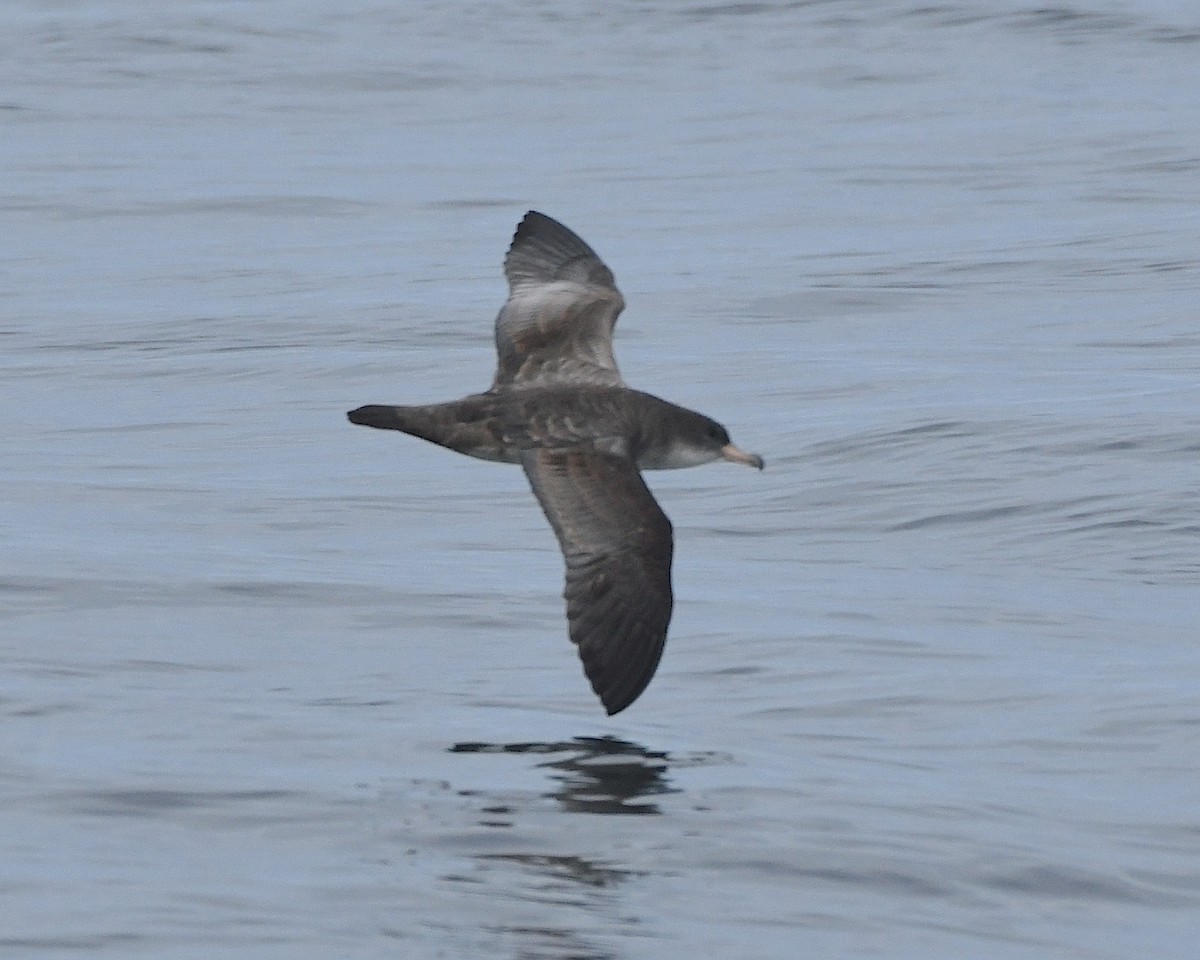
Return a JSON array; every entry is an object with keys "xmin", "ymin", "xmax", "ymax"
[{"xmin": 721, "ymin": 444, "xmax": 764, "ymax": 470}]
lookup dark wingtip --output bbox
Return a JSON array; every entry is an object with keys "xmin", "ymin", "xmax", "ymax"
[
  {"xmin": 505, "ymin": 210, "xmax": 614, "ymax": 292},
  {"xmin": 587, "ymin": 643, "xmax": 662, "ymax": 717},
  {"xmin": 583, "ymin": 661, "xmax": 645, "ymax": 717},
  {"xmin": 599, "ymin": 683, "xmax": 649, "ymax": 716},
  {"xmin": 510, "ymin": 210, "xmax": 551, "ymax": 247}
]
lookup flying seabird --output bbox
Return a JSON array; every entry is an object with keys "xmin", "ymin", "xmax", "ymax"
[{"xmin": 348, "ymin": 211, "xmax": 763, "ymax": 715}]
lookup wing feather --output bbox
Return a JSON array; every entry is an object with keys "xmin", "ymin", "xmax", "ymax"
[
  {"xmin": 520, "ymin": 447, "xmax": 673, "ymax": 715},
  {"xmin": 493, "ymin": 212, "xmax": 626, "ymax": 389}
]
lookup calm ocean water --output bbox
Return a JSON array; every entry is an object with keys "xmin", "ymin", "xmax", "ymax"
[{"xmin": 3, "ymin": 1, "xmax": 1198, "ymax": 957}]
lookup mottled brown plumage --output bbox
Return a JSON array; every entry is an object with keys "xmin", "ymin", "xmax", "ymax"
[{"xmin": 348, "ymin": 211, "xmax": 762, "ymax": 715}]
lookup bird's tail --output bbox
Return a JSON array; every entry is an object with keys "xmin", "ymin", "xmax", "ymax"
[{"xmin": 346, "ymin": 398, "xmax": 518, "ymax": 464}]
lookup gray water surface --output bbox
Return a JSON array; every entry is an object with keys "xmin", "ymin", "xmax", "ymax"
[{"xmin": 3, "ymin": 2, "xmax": 1199, "ymax": 958}]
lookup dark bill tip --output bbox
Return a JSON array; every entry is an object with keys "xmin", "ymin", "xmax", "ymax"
[{"xmin": 721, "ymin": 443, "xmax": 764, "ymax": 470}]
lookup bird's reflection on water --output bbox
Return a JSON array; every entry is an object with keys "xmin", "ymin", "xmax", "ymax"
[
  {"xmin": 450, "ymin": 736, "xmax": 677, "ymax": 815},
  {"xmin": 442, "ymin": 737, "xmax": 732, "ymax": 957}
]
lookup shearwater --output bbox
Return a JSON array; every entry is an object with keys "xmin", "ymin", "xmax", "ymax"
[{"xmin": 348, "ymin": 211, "xmax": 762, "ymax": 715}]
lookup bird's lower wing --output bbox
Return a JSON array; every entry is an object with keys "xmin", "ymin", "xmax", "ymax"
[{"xmin": 520, "ymin": 448, "xmax": 674, "ymax": 715}]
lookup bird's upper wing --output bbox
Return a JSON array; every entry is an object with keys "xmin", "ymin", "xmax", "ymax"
[
  {"xmin": 493, "ymin": 211, "xmax": 626, "ymax": 389},
  {"xmin": 520, "ymin": 447, "xmax": 673, "ymax": 715}
]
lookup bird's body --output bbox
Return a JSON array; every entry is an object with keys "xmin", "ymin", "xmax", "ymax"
[
  {"xmin": 349, "ymin": 386, "xmax": 735, "ymax": 470},
  {"xmin": 348, "ymin": 211, "xmax": 762, "ymax": 715}
]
